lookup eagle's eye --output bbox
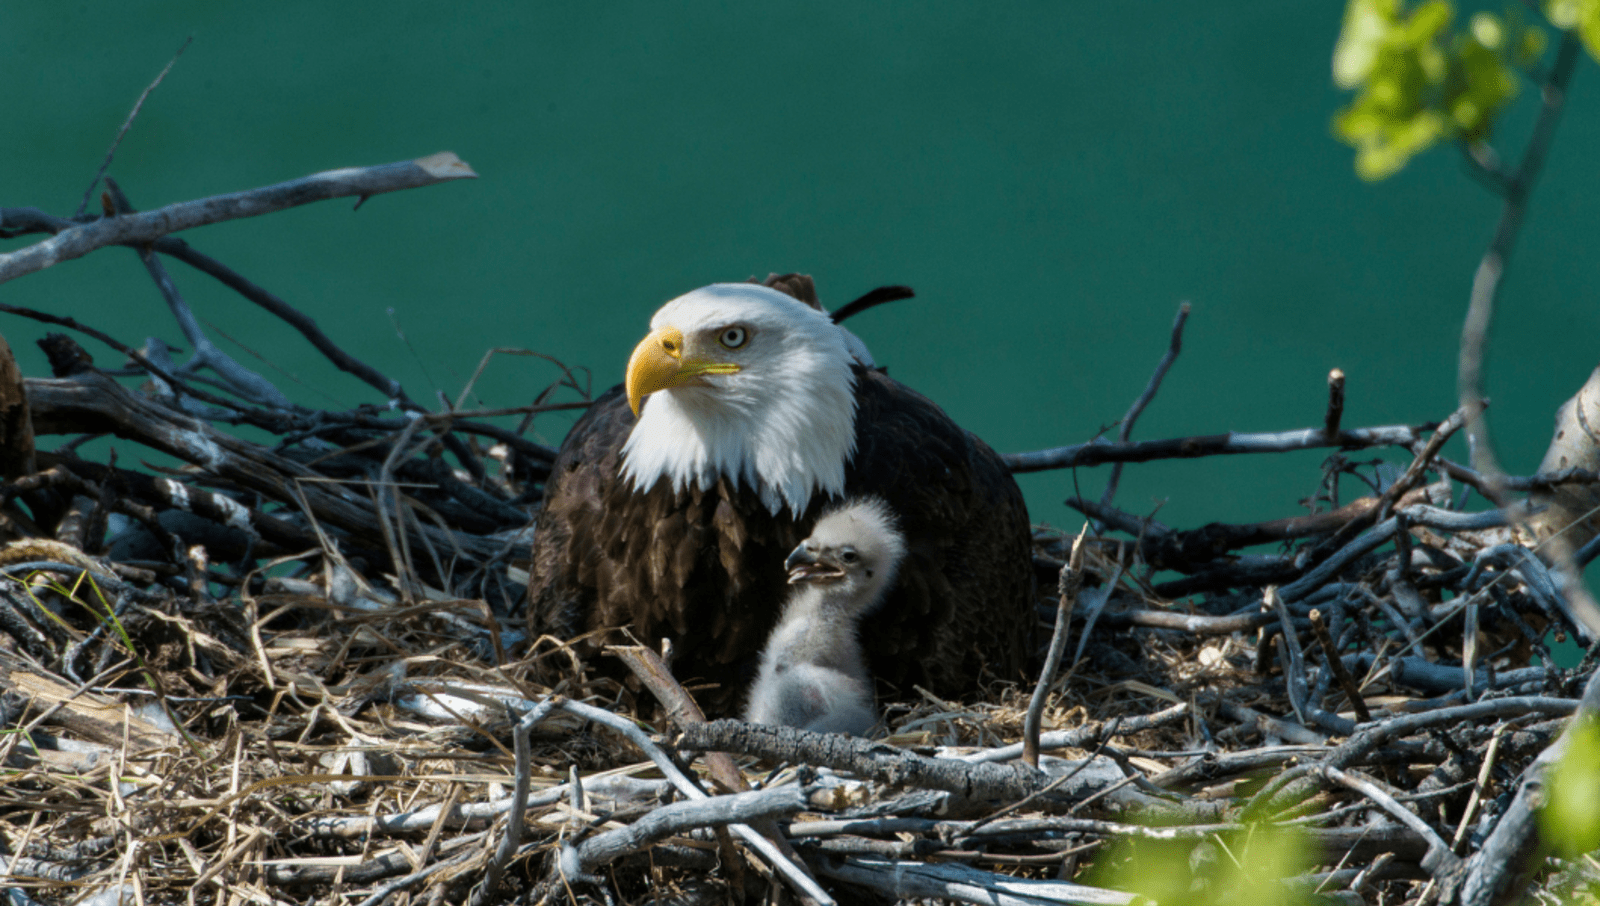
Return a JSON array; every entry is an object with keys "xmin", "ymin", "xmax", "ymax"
[
  {"xmin": 840, "ymin": 549, "xmax": 859, "ymax": 564},
  {"xmin": 718, "ymin": 326, "xmax": 748, "ymax": 349}
]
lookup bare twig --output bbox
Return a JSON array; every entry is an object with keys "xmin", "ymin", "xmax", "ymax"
[
  {"xmin": 553, "ymin": 700, "xmax": 835, "ymax": 906},
  {"xmin": 1024, "ymin": 532, "xmax": 1085, "ymax": 768},
  {"xmin": 1444, "ymin": 667, "xmax": 1600, "ymax": 905},
  {"xmin": 828, "ymin": 285, "xmax": 916, "ymax": 323},
  {"xmin": 563, "ymin": 782, "xmax": 820, "ymax": 878},
  {"xmin": 1310, "ymin": 609, "xmax": 1371, "ymax": 722},
  {"xmin": 677, "ymin": 720, "xmax": 1046, "ymax": 802},
  {"xmin": 102, "ymin": 178, "xmax": 294, "ymax": 411},
  {"xmin": 1100, "ymin": 301, "xmax": 1189, "ymax": 508},
  {"xmin": 1267, "ymin": 587, "xmax": 1308, "ymax": 725},
  {"xmin": 75, "ymin": 38, "xmax": 192, "ymax": 219},
  {"xmin": 1324, "ymin": 368, "xmax": 1346, "ymax": 439},
  {"xmin": 1318, "ymin": 765, "xmax": 1458, "ymax": 874},
  {"xmin": 1, "ymin": 153, "xmax": 477, "ymax": 285},
  {"xmin": 814, "ymin": 856, "xmax": 1138, "ymax": 906},
  {"xmin": 1006, "ymin": 420, "xmax": 1436, "ymax": 473}
]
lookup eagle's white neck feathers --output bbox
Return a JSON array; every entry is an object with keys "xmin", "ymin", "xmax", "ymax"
[{"xmin": 621, "ymin": 284, "xmax": 859, "ymax": 515}]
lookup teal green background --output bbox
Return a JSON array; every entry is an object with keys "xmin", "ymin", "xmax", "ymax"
[{"xmin": 3, "ymin": 4, "xmax": 1597, "ymax": 538}]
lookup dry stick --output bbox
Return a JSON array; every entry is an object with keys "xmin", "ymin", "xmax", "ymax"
[
  {"xmin": 1100, "ymin": 608, "xmax": 1276, "ymax": 635},
  {"xmin": 26, "ymin": 372, "xmax": 501, "ymax": 565},
  {"xmin": 1023, "ymin": 531, "xmax": 1085, "ymax": 769},
  {"xmin": 1278, "ymin": 504, "xmax": 1507, "ymax": 602},
  {"xmin": 1267, "ymin": 587, "xmax": 1309, "ymax": 725},
  {"xmin": 0, "ymin": 305, "xmax": 258, "ymax": 417},
  {"xmin": 1379, "ymin": 404, "xmax": 1468, "ymax": 522},
  {"xmin": 1248, "ymin": 696, "xmax": 1579, "ymax": 820},
  {"xmin": 1317, "ymin": 765, "xmax": 1458, "ymax": 875},
  {"xmin": 1439, "ymin": 458, "xmax": 1600, "ymax": 493},
  {"xmin": 74, "ymin": 37, "xmax": 192, "ymax": 218},
  {"xmin": 153, "ymin": 237, "xmax": 412, "ymax": 403},
  {"xmin": 547, "ymin": 700, "xmax": 836, "ymax": 906},
  {"xmin": 813, "ymin": 857, "xmax": 1138, "ymax": 906},
  {"xmin": 103, "ymin": 178, "xmax": 294, "ymax": 411},
  {"xmin": 454, "ymin": 348, "xmax": 590, "ymax": 413},
  {"xmin": 1446, "ymin": 666, "xmax": 1600, "ymax": 906},
  {"xmin": 0, "ymin": 152, "xmax": 477, "ymax": 285},
  {"xmin": 563, "ymin": 783, "xmax": 822, "ymax": 878},
  {"xmin": 0, "ymin": 212, "xmax": 571, "ymax": 440},
  {"xmin": 828, "ymin": 285, "xmax": 916, "ymax": 324},
  {"xmin": 1324, "ymin": 368, "xmax": 1346, "ymax": 439},
  {"xmin": 1449, "ymin": 722, "xmax": 1511, "ymax": 853},
  {"xmin": 477, "ymin": 697, "xmax": 558, "ymax": 905},
  {"xmin": 1304, "ymin": 405, "xmax": 1469, "ymax": 573},
  {"xmin": 1006, "ymin": 420, "xmax": 1434, "ymax": 473},
  {"xmin": 678, "ymin": 720, "xmax": 1046, "ymax": 802},
  {"xmin": 608, "ymin": 646, "xmax": 744, "ymax": 795},
  {"xmin": 352, "ymin": 848, "xmax": 478, "ymax": 906},
  {"xmin": 960, "ymin": 702, "xmax": 1190, "ymax": 764},
  {"xmin": 1310, "ymin": 609, "xmax": 1371, "ymax": 722},
  {"xmin": 607, "ymin": 644, "xmax": 827, "ymax": 905},
  {"xmin": 1100, "ymin": 301, "xmax": 1190, "ymax": 509}
]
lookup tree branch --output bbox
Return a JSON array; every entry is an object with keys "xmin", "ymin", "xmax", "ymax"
[
  {"xmin": 1100, "ymin": 301, "xmax": 1189, "ymax": 509},
  {"xmin": 0, "ymin": 153, "xmax": 477, "ymax": 285},
  {"xmin": 1006, "ymin": 421, "xmax": 1436, "ymax": 473}
]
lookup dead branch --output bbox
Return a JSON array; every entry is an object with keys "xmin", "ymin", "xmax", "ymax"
[
  {"xmin": 677, "ymin": 720, "xmax": 1048, "ymax": 802},
  {"xmin": 563, "ymin": 781, "xmax": 823, "ymax": 878},
  {"xmin": 1006, "ymin": 420, "xmax": 1436, "ymax": 473},
  {"xmin": 813, "ymin": 856, "xmax": 1138, "ymax": 906},
  {"xmin": 1441, "ymin": 666, "xmax": 1600, "ymax": 905},
  {"xmin": 0, "ymin": 153, "xmax": 477, "ymax": 284},
  {"xmin": 1025, "ymin": 536, "xmax": 1085, "ymax": 768},
  {"xmin": 1100, "ymin": 301, "xmax": 1190, "ymax": 509}
]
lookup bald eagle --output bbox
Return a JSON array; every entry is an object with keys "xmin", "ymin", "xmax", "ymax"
[{"xmin": 527, "ymin": 279, "xmax": 1033, "ymax": 712}]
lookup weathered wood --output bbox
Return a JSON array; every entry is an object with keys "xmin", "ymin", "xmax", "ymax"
[
  {"xmin": 0, "ymin": 648, "xmax": 175, "ymax": 751},
  {"xmin": 677, "ymin": 719, "xmax": 1048, "ymax": 802}
]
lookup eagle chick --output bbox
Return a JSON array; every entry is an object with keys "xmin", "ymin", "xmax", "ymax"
[{"xmin": 745, "ymin": 498, "xmax": 904, "ymax": 736}]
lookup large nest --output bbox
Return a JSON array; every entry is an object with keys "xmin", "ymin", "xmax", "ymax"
[{"xmin": 1, "ymin": 156, "xmax": 1598, "ymax": 906}]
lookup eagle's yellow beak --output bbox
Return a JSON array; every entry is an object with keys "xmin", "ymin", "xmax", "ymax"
[{"xmin": 625, "ymin": 326, "xmax": 741, "ymax": 416}]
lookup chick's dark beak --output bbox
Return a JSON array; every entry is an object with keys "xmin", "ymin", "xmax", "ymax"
[{"xmin": 785, "ymin": 546, "xmax": 846, "ymax": 584}]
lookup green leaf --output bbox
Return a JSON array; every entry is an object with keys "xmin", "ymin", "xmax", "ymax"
[
  {"xmin": 1331, "ymin": 0, "xmax": 1524, "ymax": 179},
  {"xmin": 1544, "ymin": 0, "xmax": 1600, "ymax": 62},
  {"xmin": 1335, "ymin": 0, "xmax": 1400, "ymax": 88},
  {"xmin": 1086, "ymin": 818, "xmax": 1318, "ymax": 906},
  {"xmin": 1541, "ymin": 715, "xmax": 1600, "ymax": 858}
]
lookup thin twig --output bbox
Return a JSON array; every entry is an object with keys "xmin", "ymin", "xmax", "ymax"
[
  {"xmin": 102, "ymin": 178, "xmax": 294, "ymax": 410},
  {"xmin": 1023, "ymin": 531, "xmax": 1085, "ymax": 769},
  {"xmin": 2, "ymin": 153, "xmax": 478, "ymax": 284},
  {"xmin": 1324, "ymin": 368, "xmax": 1346, "ymax": 439},
  {"xmin": 1006, "ymin": 420, "xmax": 1436, "ymax": 473},
  {"xmin": 75, "ymin": 38, "xmax": 192, "ymax": 219},
  {"xmin": 1310, "ymin": 609, "xmax": 1371, "ymax": 722},
  {"xmin": 1318, "ymin": 765, "xmax": 1458, "ymax": 874},
  {"xmin": 1100, "ymin": 301, "xmax": 1190, "ymax": 508}
]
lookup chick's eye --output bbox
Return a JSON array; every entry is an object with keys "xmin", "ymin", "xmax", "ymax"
[
  {"xmin": 840, "ymin": 550, "xmax": 859, "ymax": 564},
  {"xmin": 718, "ymin": 326, "xmax": 748, "ymax": 349}
]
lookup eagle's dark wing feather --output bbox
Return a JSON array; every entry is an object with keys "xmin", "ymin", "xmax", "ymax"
[
  {"xmin": 842, "ymin": 367, "xmax": 1035, "ymax": 692},
  {"xmin": 527, "ymin": 370, "xmax": 1035, "ymax": 713}
]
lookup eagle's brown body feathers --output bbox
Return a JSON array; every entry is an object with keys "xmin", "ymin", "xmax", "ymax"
[{"xmin": 528, "ymin": 365, "xmax": 1034, "ymax": 711}]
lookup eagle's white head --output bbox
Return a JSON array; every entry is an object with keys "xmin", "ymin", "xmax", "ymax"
[{"xmin": 620, "ymin": 283, "xmax": 861, "ymax": 515}]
